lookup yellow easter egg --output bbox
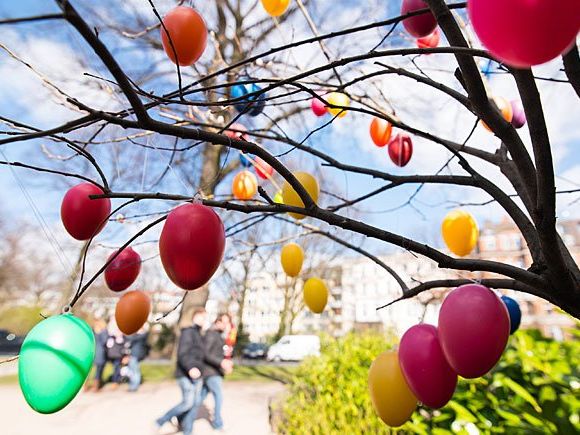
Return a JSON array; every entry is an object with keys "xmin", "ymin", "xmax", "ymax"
[
  {"xmin": 281, "ymin": 171, "xmax": 319, "ymax": 220},
  {"xmin": 441, "ymin": 209, "xmax": 479, "ymax": 257},
  {"xmin": 303, "ymin": 277, "xmax": 328, "ymax": 313},
  {"xmin": 326, "ymin": 92, "xmax": 350, "ymax": 118},
  {"xmin": 281, "ymin": 243, "xmax": 304, "ymax": 277}
]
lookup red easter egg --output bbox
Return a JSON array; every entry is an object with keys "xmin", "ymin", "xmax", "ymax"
[
  {"xmin": 417, "ymin": 28, "xmax": 440, "ymax": 49},
  {"xmin": 469, "ymin": 0, "xmax": 580, "ymax": 68},
  {"xmin": 159, "ymin": 203, "xmax": 225, "ymax": 290},
  {"xmin": 161, "ymin": 6, "xmax": 208, "ymax": 66},
  {"xmin": 399, "ymin": 324, "xmax": 458, "ymax": 409},
  {"xmin": 311, "ymin": 97, "xmax": 327, "ymax": 117},
  {"xmin": 438, "ymin": 284, "xmax": 510, "ymax": 378},
  {"xmin": 115, "ymin": 290, "xmax": 150, "ymax": 335},
  {"xmin": 370, "ymin": 117, "xmax": 393, "ymax": 147},
  {"xmin": 401, "ymin": 0, "xmax": 437, "ymax": 38},
  {"xmin": 104, "ymin": 247, "xmax": 142, "ymax": 292},
  {"xmin": 224, "ymin": 123, "xmax": 249, "ymax": 141},
  {"xmin": 254, "ymin": 157, "xmax": 274, "ymax": 179},
  {"xmin": 60, "ymin": 183, "xmax": 111, "ymax": 241},
  {"xmin": 388, "ymin": 134, "xmax": 413, "ymax": 167}
]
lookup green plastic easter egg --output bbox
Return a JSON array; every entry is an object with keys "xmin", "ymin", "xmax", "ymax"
[{"xmin": 18, "ymin": 314, "xmax": 95, "ymax": 414}]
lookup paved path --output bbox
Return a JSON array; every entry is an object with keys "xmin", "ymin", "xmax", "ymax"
[{"xmin": 0, "ymin": 381, "xmax": 284, "ymax": 435}]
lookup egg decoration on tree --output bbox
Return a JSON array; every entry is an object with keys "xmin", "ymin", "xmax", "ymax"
[
  {"xmin": 280, "ymin": 243, "xmax": 304, "ymax": 277},
  {"xmin": 254, "ymin": 157, "xmax": 274, "ymax": 179},
  {"xmin": 501, "ymin": 295, "xmax": 522, "ymax": 334},
  {"xmin": 239, "ymin": 153, "xmax": 254, "ymax": 167},
  {"xmin": 104, "ymin": 247, "xmax": 142, "ymax": 292},
  {"xmin": 231, "ymin": 81, "xmax": 266, "ymax": 116},
  {"xmin": 159, "ymin": 203, "xmax": 225, "ymax": 290},
  {"xmin": 398, "ymin": 324, "xmax": 457, "ymax": 409},
  {"xmin": 368, "ymin": 351, "xmax": 417, "ymax": 427},
  {"xmin": 326, "ymin": 92, "xmax": 350, "ymax": 118},
  {"xmin": 416, "ymin": 28, "xmax": 440, "ymax": 49},
  {"xmin": 482, "ymin": 96, "xmax": 513, "ymax": 131},
  {"xmin": 261, "ymin": 0, "xmax": 291, "ymax": 17},
  {"xmin": 370, "ymin": 117, "xmax": 393, "ymax": 147},
  {"xmin": 510, "ymin": 100, "xmax": 527, "ymax": 129},
  {"xmin": 61, "ymin": 183, "xmax": 111, "ymax": 241},
  {"xmin": 281, "ymin": 171, "xmax": 319, "ymax": 220},
  {"xmin": 310, "ymin": 96, "xmax": 327, "ymax": 117},
  {"xmin": 468, "ymin": 0, "xmax": 580, "ymax": 68},
  {"xmin": 115, "ymin": 290, "xmax": 151, "ymax": 335},
  {"xmin": 401, "ymin": 0, "xmax": 437, "ymax": 38},
  {"xmin": 232, "ymin": 170, "xmax": 258, "ymax": 200},
  {"xmin": 438, "ymin": 284, "xmax": 510, "ymax": 378},
  {"xmin": 303, "ymin": 277, "xmax": 328, "ymax": 313},
  {"xmin": 224, "ymin": 123, "xmax": 250, "ymax": 141},
  {"xmin": 161, "ymin": 6, "xmax": 207, "ymax": 66},
  {"xmin": 19, "ymin": 314, "xmax": 95, "ymax": 414},
  {"xmin": 441, "ymin": 209, "xmax": 479, "ymax": 257},
  {"xmin": 273, "ymin": 191, "xmax": 284, "ymax": 204},
  {"xmin": 388, "ymin": 133, "xmax": 413, "ymax": 167}
]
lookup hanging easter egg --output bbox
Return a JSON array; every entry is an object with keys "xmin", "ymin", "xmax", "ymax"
[
  {"xmin": 416, "ymin": 28, "xmax": 440, "ymax": 49},
  {"xmin": 441, "ymin": 209, "xmax": 479, "ymax": 257},
  {"xmin": 104, "ymin": 247, "xmax": 142, "ymax": 292},
  {"xmin": 61, "ymin": 183, "xmax": 111, "ymax": 241},
  {"xmin": 281, "ymin": 171, "xmax": 319, "ymax": 220},
  {"xmin": 273, "ymin": 191, "xmax": 283, "ymax": 204},
  {"xmin": 468, "ymin": 0, "xmax": 580, "ymax": 68},
  {"xmin": 261, "ymin": 0, "xmax": 291, "ymax": 17},
  {"xmin": 439, "ymin": 284, "xmax": 510, "ymax": 378},
  {"xmin": 115, "ymin": 213, "xmax": 126, "ymax": 223},
  {"xmin": 482, "ymin": 96, "xmax": 513, "ymax": 131},
  {"xmin": 510, "ymin": 100, "xmax": 527, "ymax": 129},
  {"xmin": 231, "ymin": 81, "xmax": 266, "ymax": 116},
  {"xmin": 115, "ymin": 290, "xmax": 151, "ymax": 335},
  {"xmin": 399, "ymin": 324, "xmax": 457, "ymax": 409},
  {"xmin": 326, "ymin": 92, "xmax": 350, "ymax": 118},
  {"xmin": 401, "ymin": 0, "xmax": 437, "ymax": 38},
  {"xmin": 369, "ymin": 351, "xmax": 417, "ymax": 427},
  {"xmin": 501, "ymin": 295, "xmax": 522, "ymax": 334},
  {"xmin": 280, "ymin": 243, "xmax": 304, "ymax": 277},
  {"xmin": 388, "ymin": 133, "xmax": 413, "ymax": 167},
  {"xmin": 239, "ymin": 153, "xmax": 254, "ymax": 167},
  {"xmin": 370, "ymin": 117, "xmax": 393, "ymax": 147},
  {"xmin": 225, "ymin": 123, "xmax": 250, "ymax": 141},
  {"xmin": 303, "ymin": 277, "xmax": 328, "ymax": 313},
  {"xmin": 254, "ymin": 157, "xmax": 274, "ymax": 179},
  {"xmin": 311, "ymin": 96, "xmax": 327, "ymax": 117},
  {"xmin": 232, "ymin": 170, "xmax": 258, "ymax": 200},
  {"xmin": 19, "ymin": 314, "xmax": 95, "ymax": 414},
  {"xmin": 161, "ymin": 6, "xmax": 207, "ymax": 66},
  {"xmin": 159, "ymin": 203, "xmax": 226, "ymax": 290}
]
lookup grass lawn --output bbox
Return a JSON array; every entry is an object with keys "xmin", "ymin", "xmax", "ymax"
[{"xmin": 0, "ymin": 361, "xmax": 297, "ymax": 385}]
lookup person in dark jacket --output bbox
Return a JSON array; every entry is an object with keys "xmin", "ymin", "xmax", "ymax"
[
  {"xmin": 198, "ymin": 313, "xmax": 234, "ymax": 430},
  {"xmin": 155, "ymin": 308, "xmax": 207, "ymax": 435},
  {"xmin": 90, "ymin": 318, "xmax": 108, "ymax": 391},
  {"xmin": 127, "ymin": 325, "xmax": 150, "ymax": 392}
]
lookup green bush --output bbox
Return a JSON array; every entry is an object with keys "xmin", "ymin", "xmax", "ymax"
[
  {"xmin": 277, "ymin": 330, "xmax": 580, "ymax": 434},
  {"xmin": 0, "ymin": 305, "xmax": 46, "ymax": 335}
]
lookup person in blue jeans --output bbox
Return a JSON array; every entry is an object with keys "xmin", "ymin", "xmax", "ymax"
[
  {"xmin": 155, "ymin": 308, "xmax": 207, "ymax": 435},
  {"xmin": 127, "ymin": 326, "xmax": 149, "ymax": 392},
  {"xmin": 195, "ymin": 313, "xmax": 234, "ymax": 431}
]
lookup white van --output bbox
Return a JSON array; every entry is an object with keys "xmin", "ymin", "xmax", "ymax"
[{"xmin": 267, "ymin": 335, "xmax": 320, "ymax": 362}]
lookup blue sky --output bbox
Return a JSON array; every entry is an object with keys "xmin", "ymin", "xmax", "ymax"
[{"xmin": 0, "ymin": 0, "xmax": 578, "ymax": 258}]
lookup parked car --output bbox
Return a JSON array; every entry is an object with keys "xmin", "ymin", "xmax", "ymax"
[
  {"xmin": 267, "ymin": 335, "xmax": 320, "ymax": 362},
  {"xmin": 242, "ymin": 342, "xmax": 269, "ymax": 359},
  {"xmin": 0, "ymin": 329, "xmax": 24, "ymax": 355}
]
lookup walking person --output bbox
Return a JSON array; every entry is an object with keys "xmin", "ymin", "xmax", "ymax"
[
  {"xmin": 106, "ymin": 318, "xmax": 126, "ymax": 389},
  {"xmin": 198, "ymin": 313, "xmax": 234, "ymax": 431},
  {"xmin": 155, "ymin": 308, "xmax": 207, "ymax": 435},
  {"xmin": 88, "ymin": 318, "xmax": 108, "ymax": 391},
  {"xmin": 127, "ymin": 325, "xmax": 150, "ymax": 392}
]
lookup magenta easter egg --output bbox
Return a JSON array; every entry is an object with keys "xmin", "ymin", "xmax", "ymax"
[
  {"xmin": 399, "ymin": 324, "xmax": 457, "ymax": 408},
  {"xmin": 468, "ymin": 0, "xmax": 580, "ymax": 68},
  {"xmin": 438, "ymin": 284, "xmax": 510, "ymax": 378},
  {"xmin": 401, "ymin": 0, "xmax": 437, "ymax": 38},
  {"xmin": 388, "ymin": 133, "xmax": 413, "ymax": 167},
  {"xmin": 510, "ymin": 100, "xmax": 526, "ymax": 129},
  {"xmin": 311, "ymin": 97, "xmax": 327, "ymax": 117}
]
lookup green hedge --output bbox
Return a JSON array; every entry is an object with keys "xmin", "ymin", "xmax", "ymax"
[{"xmin": 277, "ymin": 330, "xmax": 580, "ymax": 434}]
